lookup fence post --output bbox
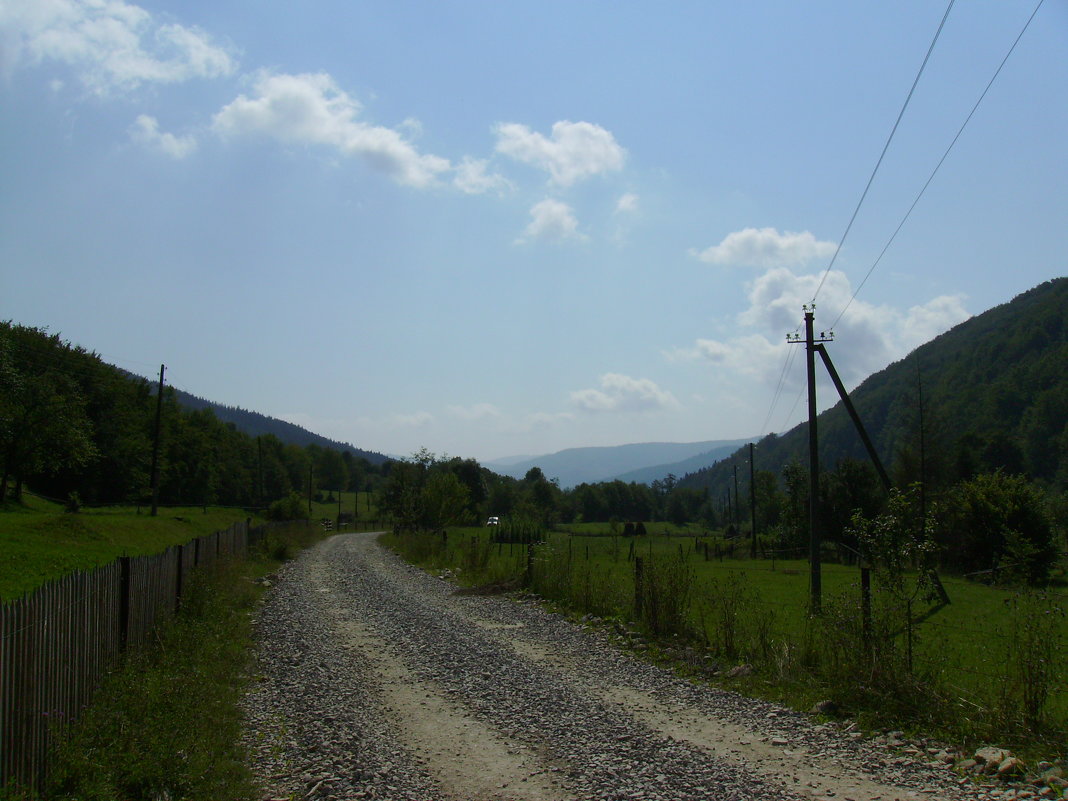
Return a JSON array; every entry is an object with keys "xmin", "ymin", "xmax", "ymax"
[
  {"xmin": 860, "ymin": 564, "xmax": 872, "ymax": 648},
  {"xmin": 119, "ymin": 556, "xmax": 131, "ymax": 650},
  {"xmin": 634, "ymin": 556, "xmax": 644, "ymax": 620},
  {"xmin": 175, "ymin": 545, "xmax": 184, "ymax": 614}
]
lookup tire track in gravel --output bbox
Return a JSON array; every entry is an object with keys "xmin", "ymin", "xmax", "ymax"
[{"xmin": 245, "ymin": 533, "xmax": 984, "ymax": 801}]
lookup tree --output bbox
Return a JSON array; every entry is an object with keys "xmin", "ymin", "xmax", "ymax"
[
  {"xmin": 380, "ymin": 459, "xmax": 428, "ymax": 532},
  {"xmin": 0, "ymin": 336, "xmax": 96, "ymax": 500},
  {"xmin": 421, "ymin": 471, "xmax": 470, "ymax": 530},
  {"xmin": 849, "ymin": 486, "xmax": 936, "ymax": 598},
  {"xmin": 936, "ymin": 471, "xmax": 1056, "ymax": 584},
  {"xmin": 316, "ymin": 448, "xmax": 349, "ymax": 496}
]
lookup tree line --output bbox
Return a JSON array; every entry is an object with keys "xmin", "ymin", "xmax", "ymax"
[{"xmin": 0, "ymin": 322, "xmax": 388, "ymax": 509}]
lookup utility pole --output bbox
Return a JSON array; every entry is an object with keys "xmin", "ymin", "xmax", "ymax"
[
  {"xmin": 149, "ymin": 364, "xmax": 165, "ymax": 517},
  {"xmin": 732, "ymin": 463, "xmax": 740, "ymax": 535},
  {"xmin": 307, "ymin": 465, "xmax": 313, "ymax": 517},
  {"xmin": 749, "ymin": 442, "xmax": 757, "ymax": 558},
  {"xmin": 256, "ymin": 436, "xmax": 264, "ymax": 510},
  {"xmin": 788, "ymin": 307, "xmax": 833, "ymax": 615}
]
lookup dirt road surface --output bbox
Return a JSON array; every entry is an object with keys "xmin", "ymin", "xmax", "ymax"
[{"xmin": 243, "ymin": 532, "xmax": 987, "ymax": 801}]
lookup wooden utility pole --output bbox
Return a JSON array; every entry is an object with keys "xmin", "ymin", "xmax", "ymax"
[
  {"xmin": 256, "ymin": 436, "xmax": 264, "ymax": 509},
  {"xmin": 149, "ymin": 364, "xmax": 165, "ymax": 517},
  {"xmin": 732, "ymin": 464, "xmax": 740, "ymax": 533},
  {"xmin": 749, "ymin": 442, "xmax": 757, "ymax": 558},
  {"xmin": 788, "ymin": 307, "xmax": 833, "ymax": 615}
]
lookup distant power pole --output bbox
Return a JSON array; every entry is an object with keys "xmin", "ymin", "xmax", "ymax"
[
  {"xmin": 149, "ymin": 364, "xmax": 165, "ymax": 517},
  {"xmin": 788, "ymin": 306, "xmax": 833, "ymax": 615},
  {"xmin": 749, "ymin": 442, "xmax": 757, "ymax": 558},
  {"xmin": 732, "ymin": 463, "xmax": 740, "ymax": 533}
]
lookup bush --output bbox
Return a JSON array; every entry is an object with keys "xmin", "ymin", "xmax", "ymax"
[{"xmin": 266, "ymin": 492, "xmax": 306, "ymax": 522}]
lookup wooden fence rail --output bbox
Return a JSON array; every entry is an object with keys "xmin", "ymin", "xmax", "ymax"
[{"xmin": 0, "ymin": 519, "xmax": 272, "ymax": 792}]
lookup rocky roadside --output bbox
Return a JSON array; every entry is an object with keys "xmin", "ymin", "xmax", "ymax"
[{"xmin": 241, "ymin": 533, "xmax": 1058, "ymax": 801}]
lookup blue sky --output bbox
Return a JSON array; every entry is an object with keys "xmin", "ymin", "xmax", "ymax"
[{"xmin": 1, "ymin": 0, "xmax": 1065, "ymax": 462}]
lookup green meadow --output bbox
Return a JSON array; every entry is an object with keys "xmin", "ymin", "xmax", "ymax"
[{"xmin": 0, "ymin": 494, "xmax": 258, "ymax": 601}]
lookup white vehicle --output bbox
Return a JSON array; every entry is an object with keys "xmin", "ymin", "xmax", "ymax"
[{"xmin": 486, "ymin": 516, "xmax": 500, "ymax": 526}]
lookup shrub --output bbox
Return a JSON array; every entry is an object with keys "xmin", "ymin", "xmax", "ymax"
[{"xmin": 266, "ymin": 492, "xmax": 306, "ymax": 522}]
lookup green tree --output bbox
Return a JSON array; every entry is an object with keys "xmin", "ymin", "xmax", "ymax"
[
  {"xmin": 380, "ymin": 458, "xmax": 428, "ymax": 532},
  {"xmin": 0, "ymin": 336, "xmax": 97, "ymax": 500},
  {"xmin": 936, "ymin": 471, "xmax": 1056, "ymax": 584},
  {"xmin": 316, "ymin": 448, "xmax": 349, "ymax": 497},
  {"xmin": 421, "ymin": 471, "xmax": 470, "ymax": 530}
]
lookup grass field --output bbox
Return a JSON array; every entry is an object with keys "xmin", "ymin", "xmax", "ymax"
[
  {"xmin": 0, "ymin": 494, "xmax": 255, "ymax": 601},
  {"xmin": 384, "ymin": 524, "xmax": 1068, "ymax": 749},
  {"xmin": 0, "ymin": 490, "xmax": 390, "ymax": 602}
]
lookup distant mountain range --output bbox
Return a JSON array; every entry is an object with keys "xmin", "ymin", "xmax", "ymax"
[{"xmin": 484, "ymin": 439, "xmax": 752, "ymax": 488}]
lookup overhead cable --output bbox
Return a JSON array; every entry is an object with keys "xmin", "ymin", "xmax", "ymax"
[
  {"xmin": 811, "ymin": 0, "xmax": 957, "ymax": 304},
  {"xmin": 830, "ymin": 0, "xmax": 1047, "ymax": 330}
]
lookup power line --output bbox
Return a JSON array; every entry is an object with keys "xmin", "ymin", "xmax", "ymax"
[
  {"xmin": 759, "ymin": 343, "xmax": 799, "ymax": 438},
  {"xmin": 811, "ymin": 0, "xmax": 957, "ymax": 305},
  {"xmin": 829, "ymin": 0, "xmax": 1047, "ymax": 331}
]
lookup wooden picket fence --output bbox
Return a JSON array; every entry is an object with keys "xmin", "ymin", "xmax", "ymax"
[{"xmin": 0, "ymin": 519, "xmax": 271, "ymax": 792}]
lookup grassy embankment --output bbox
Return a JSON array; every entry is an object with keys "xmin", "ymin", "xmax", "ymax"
[
  {"xmin": 37, "ymin": 521, "xmax": 327, "ymax": 801},
  {"xmin": 0, "ymin": 491, "xmax": 385, "ymax": 601},
  {"xmin": 0, "ymin": 494, "xmax": 255, "ymax": 601},
  {"xmin": 0, "ymin": 495, "xmax": 330, "ymax": 800},
  {"xmin": 383, "ymin": 523, "xmax": 1068, "ymax": 756}
]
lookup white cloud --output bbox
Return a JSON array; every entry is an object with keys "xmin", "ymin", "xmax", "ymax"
[
  {"xmin": 129, "ymin": 114, "xmax": 196, "ymax": 158},
  {"xmin": 447, "ymin": 402, "xmax": 502, "ymax": 421},
  {"xmin": 615, "ymin": 192, "xmax": 639, "ymax": 214},
  {"xmin": 678, "ymin": 267, "xmax": 971, "ymax": 392},
  {"xmin": 453, "ymin": 157, "xmax": 513, "ymax": 195},
  {"xmin": 570, "ymin": 373, "xmax": 679, "ymax": 414},
  {"xmin": 494, "ymin": 120, "xmax": 625, "ymax": 186},
  {"xmin": 0, "ymin": 0, "xmax": 235, "ymax": 94},
  {"xmin": 902, "ymin": 294, "xmax": 969, "ymax": 351},
  {"xmin": 516, "ymin": 198, "xmax": 584, "ymax": 244},
  {"xmin": 693, "ymin": 227, "xmax": 837, "ymax": 269},
  {"xmin": 212, "ymin": 71, "xmax": 451, "ymax": 188}
]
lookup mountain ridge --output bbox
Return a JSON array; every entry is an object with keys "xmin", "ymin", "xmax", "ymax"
[
  {"xmin": 678, "ymin": 277, "xmax": 1068, "ymax": 496},
  {"xmin": 485, "ymin": 438, "xmax": 753, "ymax": 488}
]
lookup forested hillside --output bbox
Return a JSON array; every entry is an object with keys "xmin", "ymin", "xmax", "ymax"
[
  {"xmin": 680, "ymin": 278, "xmax": 1068, "ymax": 499},
  {"xmin": 170, "ymin": 386, "xmax": 387, "ymax": 465},
  {"xmin": 0, "ymin": 322, "xmax": 389, "ymax": 508}
]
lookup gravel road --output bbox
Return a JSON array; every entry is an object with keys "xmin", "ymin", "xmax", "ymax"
[{"xmin": 243, "ymin": 532, "xmax": 991, "ymax": 801}]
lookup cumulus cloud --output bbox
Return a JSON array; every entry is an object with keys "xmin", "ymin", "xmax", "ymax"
[
  {"xmin": 0, "ymin": 0, "xmax": 236, "ymax": 94},
  {"xmin": 129, "ymin": 114, "xmax": 196, "ymax": 158},
  {"xmin": 693, "ymin": 227, "xmax": 837, "ymax": 269},
  {"xmin": 212, "ymin": 71, "xmax": 452, "ymax": 187},
  {"xmin": 615, "ymin": 192, "xmax": 639, "ymax": 214},
  {"xmin": 677, "ymin": 267, "xmax": 970, "ymax": 391},
  {"xmin": 570, "ymin": 373, "xmax": 679, "ymax": 414},
  {"xmin": 516, "ymin": 198, "xmax": 584, "ymax": 244},
  {"xmin": 495, "ymin": 120, "xmax": 625, "ymax": 187},
  {"xmin": 453, "ymin": 157, "xmax": 513, "ymax": 195}
]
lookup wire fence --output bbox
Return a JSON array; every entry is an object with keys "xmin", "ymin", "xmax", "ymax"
[{"xmin": 0, "ymin": 519, "xmax": 279, "ymax": 793}]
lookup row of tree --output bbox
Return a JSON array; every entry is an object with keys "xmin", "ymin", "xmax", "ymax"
[
  {"xmin": 0, "ymin": 322, "xmax": 388, "ymax": 508},
  {"xmin": 379, "ymin": 441, "xmax": 1059, "ymax": 585}
]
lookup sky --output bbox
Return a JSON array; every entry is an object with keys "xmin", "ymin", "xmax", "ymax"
[{"xmin": 1, "ymin": 0, "xmax": 1065, "ymax": 463}]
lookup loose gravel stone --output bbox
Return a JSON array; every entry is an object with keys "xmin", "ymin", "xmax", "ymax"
[{"xmin": 243, "ymin": 533, "xmax": 995, "ymax": 801}]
